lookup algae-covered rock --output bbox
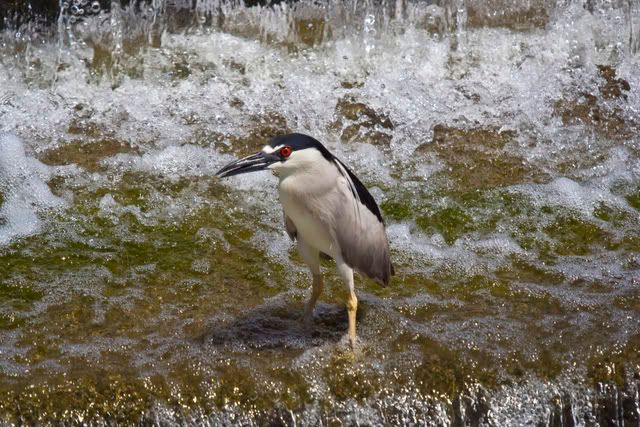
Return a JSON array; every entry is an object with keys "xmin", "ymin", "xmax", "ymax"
[
  {"xmin": 554, "ymin": 65, "xmax": 635, "ymax": 141},
  {"xmin": 415, "ymin": 124, "xmax": 546, "ymax": 190},
  {"xmin": 466, "ymin": 0, "xmax": 550, "ymax": 31},
  {"xmin": 331, "ymin": 96, "xmax": 394, "ymax": 146}
]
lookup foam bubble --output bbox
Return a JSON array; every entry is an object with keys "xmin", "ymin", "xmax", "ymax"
[{"xmin": 0, "ymin": 134, "xmax": 66, "ymax": 246}]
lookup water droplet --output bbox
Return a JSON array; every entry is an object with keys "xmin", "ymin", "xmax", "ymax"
[
  {"xmin": 364, "ymin": 14, "xmax": 376, "ymax": 33},
  {"xmin": 91, "ymin": 1, "xmax": 100, "ymax": 13}
]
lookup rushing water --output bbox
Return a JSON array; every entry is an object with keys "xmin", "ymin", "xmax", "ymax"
[{"xmin": 0, "ymin": 0, "xmax": 639, "ymax": 425}]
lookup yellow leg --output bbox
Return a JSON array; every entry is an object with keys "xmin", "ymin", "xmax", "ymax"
[
  {"xmin": 346, "ymin": 290, "xmax": 358, "ymax": 347},
  {"xmin": 303, "ymin": 274, "xmax": 323, "ymax": 322}
]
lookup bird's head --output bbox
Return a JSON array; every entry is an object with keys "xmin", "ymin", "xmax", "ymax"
[{"xmin": 215, "ymin": 133, "xmax": 332, "ymax": 179}]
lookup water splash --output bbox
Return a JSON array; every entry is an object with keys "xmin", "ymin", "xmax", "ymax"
[{"xmin": 0, "ymin": 134, "xmax": 66, "ymax": 246}]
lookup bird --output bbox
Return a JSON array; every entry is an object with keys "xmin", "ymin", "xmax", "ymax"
[{"xmin": 215, "ymin": 133, "xmax": 393, "ymax": 346}]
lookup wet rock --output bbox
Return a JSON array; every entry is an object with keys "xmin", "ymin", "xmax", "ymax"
[
  {"xmin": 201, "ymin": 111, "xmax": 290, "ymax": 157},
  {"xmin": 229, "ymin": 111, "xmax": 291, "ymax": 157},
  {"xmin": 467, "ymin": 0, "xmax": 550, "ymax": 31},
  {"xmin": 293, "ymin": 18, "xmax": 331, "ymax": 47},
  {"xmin": 555, "ymin": 93, "xmax": 631, "ymax": 139},
  {"xmin": 228, "ymin": 97, "xmax": 244, "ymax": 109},
  {"xmin": 222, "ymin": 58, "xmax": 246, "ymax": 75},
  {"xmin": 415, "ymin": 124, "xmax": 546, "ymax": 190},
  {"xmin": 416, "ymin": 5, "xmax": 451, "ymax": 35},
  {"xmin": 554, "ymin": 66, "xmax": 635, "ymax": 141},
  {"xmin": 416, "ymin": 205, "xmax": 475, "ymax": 245},
  {"xmin": 598, "ymin": 65, "xmax": 631, "ymax": 100},
  {"xmin": 495, "ymin": 255, "xmax": 565, "ymax": 285},
  {"xmin": 544, "ymin": 213, "xmax": 612, "ymax": 256},
  {"xmin": 86, "ymin": 33, "xmax": 148, "ymax": 86},
  {"xmin": 39, "ymin": 137, "xmax": 139, "ymax": 172},
  {"xmin": 331, "ymin": 96, "xmax": 394, "ymax": 146},
  {"xmin": 340, "ymin": 80, "xmax": 364, "ymax": 89}
]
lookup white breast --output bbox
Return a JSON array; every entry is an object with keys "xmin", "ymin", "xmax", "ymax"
[{"xmin": 278, "ymin": 172, "xmax": 339, "ymax": 258}]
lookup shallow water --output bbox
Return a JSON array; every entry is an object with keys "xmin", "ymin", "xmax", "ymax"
[{"xmin": 0, "ymin": 0, "xmax": 639, "ymax": 425}]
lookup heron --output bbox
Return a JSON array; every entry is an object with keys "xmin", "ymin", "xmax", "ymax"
[{"xmin": 215, "ymin": 133, "xmax": 394, "ymax": 346}]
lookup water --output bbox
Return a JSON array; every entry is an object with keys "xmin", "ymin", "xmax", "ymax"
[{"xmin": 1, "ymin": 0, "xmax": 639, "ymax": 424}]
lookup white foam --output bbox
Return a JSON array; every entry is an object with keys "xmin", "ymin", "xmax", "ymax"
[
  {"xmin": 104, "ymin": 144, "xmax": 220, "ymax": 178},
  {"xmin": 509, "ymin": 176, "xmax": 631, "ymax": 217},
  {"xmin": 0, "ymin": 134, "xmax": 66, "ymax": 246}
]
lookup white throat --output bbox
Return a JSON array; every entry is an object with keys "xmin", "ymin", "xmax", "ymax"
[{"xmin": 268, "ymin": 147, "xmax": 328, "ymax": 180}]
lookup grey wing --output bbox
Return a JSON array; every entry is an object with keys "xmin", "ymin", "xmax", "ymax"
[
  {"xmin": 333, "ymin": 177, "xmax": 393, "ymax": 286},
  {"xmin": 284, "ymin": 212, "xmax": 297, "ymax": 241}
]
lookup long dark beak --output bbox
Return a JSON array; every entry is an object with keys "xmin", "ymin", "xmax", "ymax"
[{"xmin": 215, "ymin": 151, "xmax": 281, "ymax": 178}]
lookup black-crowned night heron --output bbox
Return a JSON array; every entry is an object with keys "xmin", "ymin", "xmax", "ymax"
[{"xmin": 216, "ymin": 133, "xmax": 394, "ymax": 346}]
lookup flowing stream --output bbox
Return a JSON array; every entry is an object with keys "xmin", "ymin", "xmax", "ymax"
[{"xmin": 1, "ymin": 0, "xmax": 639, "ymax": 425}]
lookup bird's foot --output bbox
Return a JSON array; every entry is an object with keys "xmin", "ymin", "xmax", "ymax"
[
  {"xmin": 338, "ymin": 334, "xmax": 362, "ymax": 356},
  {"xmin": 349, "ymin": 334, "xmax": 357, "ymax": 350}
]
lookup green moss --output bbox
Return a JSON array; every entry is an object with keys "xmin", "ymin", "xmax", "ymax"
[
  {"xmin": 544, "ymin": 214, "xmax": 611, "ymax": 256},
  {"xmin": 593, "ymin": 202, "xmax": 631, "ymax": 226},
  {"xmin": 372, "ymin": 273, "xmax": 441, "ymax": 299},
  {"xmin": 396, "ymin": 334, "xmax": 498, "ymax": 396},
  {"xmin": 495, "ymin": 255, "xmax": 564, "ymax": 285},
  {"xmin": 213, "ymin": 362, "xmax": 260, "ymax": 409},
  {"xmin": 613, "ymin": 293, "xmax": 640, "ymax": 311},
  {"xmin": 586, "ymin": 335, "xmax": 640, "ymax": 388},
  {"xmin": 0, "ymin": 283, "xmax": 43, "ymax": 303},
  {"xmin": 626, "ymin": 191, "xmax": 640, "ymax": 210},
  {"xmin": 503, "ymin": 349, "xmax": 564, "ymax": 381},
  {"xmin": 0, "ymin": 367, "xmax": 153, "ymax": 425},
  {"xmin": 618, "ymin": 234, "xmax": 640, "ymax": 253},
  {"xmin": 380, "ymin": 199, "xmax": 413, "ymax": 220},
  {"xmin": 269, "ymin": 367, "xmax": 311, "ymax": 408},
  {"xmin": 323, "ymin": 354, "xmax": 381, "ymax": 401},
  {"xmin": 417, "ymin": 206, "xmax": 474, "ymax": 245},
  {"xmin": 0, "ymin": 314, "xmax": 24, "ymax": 330}
]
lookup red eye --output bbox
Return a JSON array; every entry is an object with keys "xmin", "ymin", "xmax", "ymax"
[{"xmin": 280, "ymin": 146, "xmax": 292, "ymax": 158}]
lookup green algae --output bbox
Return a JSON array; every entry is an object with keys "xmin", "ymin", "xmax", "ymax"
[
  {"xmin": 586, "ymin": 335, "xmax": 640, "ymax": 389},
  {"xmin": 627, "ymin": 190, "xmax": 640, "ymax": 210},
  {"xmin": 0, "ymin": 368, "xmax": 155, "ymax": 425},
  {"xmin": 380, "ymin": 198, "xmax": 413, "ymax": 221},
  {"xmin": 544, "ymin": 213, "xmax": 612, "ymax": 256},
  {"xmin": 0, "ymin": 283, "xmax": 43, "ymax": 303},
  {"xmin": 593, "ymin": 201, "xmax": 632, "ymax": 226},
  {"xmin": 495, "ymin": 255, "xmax": 564, "ymax": 285},
  {"xmin": 416, "ymin": 205, "xmax": 475, "ymax": 245},
  {"xmin": 0, "ymin": 314, "xmax": 24, "ymax": 330},
  {"xmin": 324, "ymin": 354, "xmax": 383, "ymax": 401},
  {"xmin": 395, "ymin": 334, "xmax": 498, "ymax": 396}
]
